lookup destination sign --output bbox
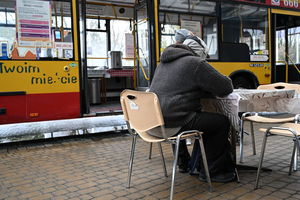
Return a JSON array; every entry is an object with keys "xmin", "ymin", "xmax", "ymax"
[{"xmin": 234, "ymin": 0, "xmax": 300, "ymax": 10}]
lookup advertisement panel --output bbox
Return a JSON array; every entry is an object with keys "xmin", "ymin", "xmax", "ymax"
[{"xmin": 16, "ymin": 0, "xmax": 52, "ymax": 47}]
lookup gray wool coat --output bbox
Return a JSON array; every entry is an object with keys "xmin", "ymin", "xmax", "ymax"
[{"xmin": 149, "ymin": 44, "xmax": 233, "ymax": 129}]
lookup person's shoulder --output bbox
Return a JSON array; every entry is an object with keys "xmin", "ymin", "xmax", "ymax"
[{"xmin": 182, "ymin": 55, "xmax": 204, "ymax": 63}]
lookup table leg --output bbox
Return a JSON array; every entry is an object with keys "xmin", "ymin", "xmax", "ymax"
[
  {"xmin": 230, "ymin": 126, "xmax": 271, "ymax": 172},
  {"xmin": 100, "ymin": 78, "xmax": 107, "ymax": 103}
]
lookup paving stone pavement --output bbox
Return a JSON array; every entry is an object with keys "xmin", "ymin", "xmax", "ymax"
[{"xmin": 0, "ymin": 122, "xmax": 299, "ymax": 200}]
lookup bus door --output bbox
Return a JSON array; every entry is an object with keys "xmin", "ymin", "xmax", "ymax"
[
  {"xmin": 135, "ymin": 0, "xmax": 158, "ymax": 89},
  {"xmin": 80, "ymin": 1, "xmax": 136, "ymax": 115},
  {"xmin": 272, "ymin": 9, "xmax": 300, "ymax": 83}
]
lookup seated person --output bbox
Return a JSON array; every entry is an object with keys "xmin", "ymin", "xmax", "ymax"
[{"xmin": 149, "ymin": 35, "xmax": 236, "ymax": 182}]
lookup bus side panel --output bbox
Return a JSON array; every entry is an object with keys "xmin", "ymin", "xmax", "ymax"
[
  {"xmin": 210, "ymin": 62, "xmax": 272, "ymax": 85},
  {"xmin": 0, "ymin": 60, "xmax": 80, "ymax": 124},
  {"xmin": 26, "ymin": 92, "xmax": 80, "ymax": 122},
  {"xmin": 0, "ymin": 95, "xmax": 27, "ymax": 124},
  {"xmin": 0, "ymin": 92, "xmax": 80, "ymax": 124}
]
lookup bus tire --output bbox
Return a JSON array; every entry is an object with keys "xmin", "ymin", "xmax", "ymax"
[{"xmin": 232, "ymin": 76, "xmax": 254, "ymax": 89}]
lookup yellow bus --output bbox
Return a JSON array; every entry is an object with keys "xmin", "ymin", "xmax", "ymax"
[
  {"xmin": 151, "ymin": 0, "xmax": 300, "ymax": 89},
  {"xmin": 0, "ymin": 0, "xmax": 81, "ymax": 124},
  {"xmin": 0, "ymin": 0, "xmax": 299, "ymax": 124}
]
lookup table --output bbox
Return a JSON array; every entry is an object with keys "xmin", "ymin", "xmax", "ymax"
[
  {"xmin": 201, "ymin": 89, "xmax": 300, "ymax": 164},
  {"xmin": 202, "ymin": 89, "xmax": 298, "ymax": 132}
]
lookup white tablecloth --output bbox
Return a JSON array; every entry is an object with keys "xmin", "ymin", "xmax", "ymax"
[{"xmin": 201, "ymin": 89, "xmax": 299, "ymax": 131}]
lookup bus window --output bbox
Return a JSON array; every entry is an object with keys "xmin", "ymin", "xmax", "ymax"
[
  {"xmin": 110, "ymin": 20, "xmax": 134, "ymax": 67},
  {"xmin": 276, "ymin": 29, "xmax": 286, "ymax": 63},
  {"xmin": 86, "ymin": 18, "xmax": 107, "ymax": 67},
  {"xmin": 221, "ymin": 3, "xmax": 269, "ymax": 62},
  {"xmin": 159, "ymin": 0, "xmax": 216, "ymax": 15},
  {"xmin": 0, "ymin": 0, "xmax": 74, "ymax": 61},
  {"xmin": 288, "ymin": 27, "xmax": 300, "ymax": 64},
  {"xmin": 159, "ymin": 1, "xmax": 218, "ymax": 59},
  {"xmin": 160, "ymin": 24, "xmax": 180, "ymax": 52}
]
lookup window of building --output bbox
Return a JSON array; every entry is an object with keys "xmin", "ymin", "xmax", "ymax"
[{"xmin": 0, "ymin": 0, "xmax": 74, "ymax": 60}]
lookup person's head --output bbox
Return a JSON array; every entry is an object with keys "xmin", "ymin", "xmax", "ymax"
[
  {"xmin": 175, "ymin": 29, "xmax": 192, "ymax": 44},
  {"xmin": 183, "ymin": 35, "xmax": 209, "ymax": 60}
]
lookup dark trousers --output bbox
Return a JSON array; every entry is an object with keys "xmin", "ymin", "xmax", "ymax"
[{"xmin": 177, "ymin": 112, "xmax": 234, "ymax": 175}]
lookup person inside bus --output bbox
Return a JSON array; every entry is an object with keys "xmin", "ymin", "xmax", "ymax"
[{"xmin": 149, "ymin": 35, "xmax": 236, "ymax": 182}]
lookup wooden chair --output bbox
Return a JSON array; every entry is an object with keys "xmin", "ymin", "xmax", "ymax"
[
  {"xmin": 239, "ymin": 82, "xmax": 300, "ymax": 163},
  {"xmin": 120, "ymin": 89, "xmax": 212, "ymax": 200},
  {"xmin": 255, "ymin": 122, "xmax": 300, "ymax": 189}
]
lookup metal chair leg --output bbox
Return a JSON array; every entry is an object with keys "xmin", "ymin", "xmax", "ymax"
[
  {"xmin": 149, "ymin": 143, "xmax": 153, "ymax": 159},
  {"xmin": 239, "ymin": 118, "xmax": 245, "ymax": 163},
  {"xmin": 293, "ymin": 138, "xmax": 299, "ymax": 171},
  {"xmin": 255, "ymin": 132, "xmax": 268, "ymax": 189},
  {"xmin": 198, "ymin": 135, "xmax": 213, "ymax": 192},
  {"xmin": 295, "ymin": 137, "xmax": 300, "ymax": 172},
  {"xmin": 250, "ymin": 121, "xmax": 256, "ymax": 155},
  {"xmin": 170, "ymin": 137, "xmax": 180, "ymax": 200},
  {"xmin": 127, "ymin": 134, "xmax": 137, "ymax": 188},
  {"xmin": 289, "ymin": 140, "xmax": 297, "ymax": 175},
  {"xmin": 235, "ymin": 168, "xmax": 240, "ymax": 183},
  {"xmin": 158, "ymin": 143, "xmax": 168, "ymax": 177}
]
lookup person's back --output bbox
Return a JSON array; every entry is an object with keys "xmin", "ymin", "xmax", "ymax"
[{"xmin": 150, "ymin": 44, "xmax": 233, "ymax": 128}]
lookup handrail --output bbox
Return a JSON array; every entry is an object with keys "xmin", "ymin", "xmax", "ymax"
[
  {"xmin": 276, "ymin": 53, "xmax": 300, "ymax": 83},
  {"xmin": 286, "ymin": 54, "xmax": 300, "ymax": 74},
  {"xmin": 134, "ymin": 48, "xmax": 150, "ymax": 81}
]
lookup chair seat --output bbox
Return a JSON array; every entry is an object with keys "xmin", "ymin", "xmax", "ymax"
[
  {"xmin": 168, "ymin": 132, "xmax": 202, "ymax": 140},
  {"xmin": 140, "ymin": 131, "xmax": 202, "ymax": 143},
  {"xmin": 259, "ymin": 123, "xmax": 300, "ymax": 137},
  {"xmin": 245, "ymin": 115, "xmax": 295, "ymax": 123}
]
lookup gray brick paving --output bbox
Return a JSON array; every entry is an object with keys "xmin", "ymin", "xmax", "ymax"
[{"xmin": 0, "ymin": 122, "xmax": 299, "ymax": 200}]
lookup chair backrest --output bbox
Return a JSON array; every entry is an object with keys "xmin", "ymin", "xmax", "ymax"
[
  {"xmin": 120, "ymin": 89, "xmax": 164, "ymax": 133},
  {"xmin": 257, "ymin": 82, "xmax": 300, "ymax": 94}
]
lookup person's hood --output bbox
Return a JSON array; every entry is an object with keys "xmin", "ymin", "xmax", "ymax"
[
  {"xmin": 160, "ymin": 44, "xmax": 197, "ymax": 63},
  {"xmin": 183, "ymin": 36, "xmax": 208, "ymax": 60}
]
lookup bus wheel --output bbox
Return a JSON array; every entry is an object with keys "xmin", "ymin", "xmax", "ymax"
[{"xmin": 232, "ymin": 76, "xmax": 253, "ymax": 89}]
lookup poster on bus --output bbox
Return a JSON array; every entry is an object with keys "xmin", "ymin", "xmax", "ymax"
[
  {"xmin": 181, "ymin": 20, "xmax": 202, "ymax": 38},
  {"xmin": 16, "ymin": 0, "xmax": 52, "ymax": 47},
  {"xmin": 235, "ymin": 0, "xmax": 300, "ymax": 9}
]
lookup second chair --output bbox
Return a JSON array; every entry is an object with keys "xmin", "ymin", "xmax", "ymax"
[{"xmin": 239, "ymin": 82, "xmax": 300, "ymax": 163}]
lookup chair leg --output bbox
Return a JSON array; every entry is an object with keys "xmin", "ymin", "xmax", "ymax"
[
  {"xmin": 149, "ymin": 143, "xmax": 153, "ymax": 159},
  {"xmin": 255, "ymin": 132, "xmax": 268, "ymax": 189},
  {"xmin": 293, "ymin": 138, "xmax": 299, "ymax": 171},
  {"xmin": 295, "ymin": 137, "xmax": 300, "ymax": 171},
  {"xmin": 157, "ymin": 143, "xmax": 168, "ymax": 177},
  {"xmin": 235, "ymin": 167, "xmax": 240, "ymax": 183},
  {"xmin": 239, "ymin": 118, "xmax": 245, "ymax": 163},
  {"xmin": 198, "ymin": 135, "xmax": 213, "ymax": 192},
  {"xmin": 170, "ymin": 138, "xmax": 180, "ymax": 200},
  {"xmin": 250, "ymin": 121, "xmax": 256, "ymax": 155},
  {"xmin": 127, "ymin": 134, "xmax": 137, "ymax": 188},
  {"xmin": 289, "ymin": 140, "xmax": 297, "ymax": 175}
]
